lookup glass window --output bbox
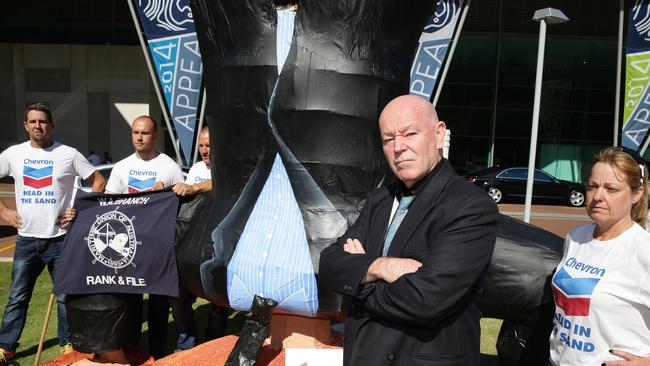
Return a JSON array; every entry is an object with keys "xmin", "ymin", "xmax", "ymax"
[
  {"xmin": 534, "ymin": 170, "xmax": 554, "ymax": 182},
  {"xmin": 497, "ymin": 168, "xmax": 527, "ymax": 179}
]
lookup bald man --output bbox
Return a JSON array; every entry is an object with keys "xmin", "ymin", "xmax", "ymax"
[
  {"xmin": 104, "ymin": 115, "xmax": 184, "ymax": 359},
  {"xmin": 170, "ymin": 126, "xmax": 229, "ymax": 351},
  {"xmin": 320, "ymin": 95, "xmax": 498, "ymax": 366},
  {"xmin": 173, "ymin": 127, "xmax": 211, "ymax": 197},
  {"xmin": 105, "ymin": 116, "xmax": 184, "ymax": 194}
]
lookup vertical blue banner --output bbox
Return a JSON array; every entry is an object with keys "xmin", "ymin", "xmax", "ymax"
[
  {"xmin": 130, "ymin": 0, "xmax": 204, "ymax": 164},
  {"xmin": 409, "ymin": 0, "xmax": 464, "ymax": 100},
  {"xmin": 623, "ymin": 0, "xmax": 650, "ymax": 150}
]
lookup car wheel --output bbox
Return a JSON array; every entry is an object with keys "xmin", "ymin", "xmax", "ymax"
[
  {"xmin": 487, "ymin": 187, "xmax": 503, "ymax": 203},
  {"xmin": 568, "ymin": 190, "xmax": 585, "ymax": 207}
]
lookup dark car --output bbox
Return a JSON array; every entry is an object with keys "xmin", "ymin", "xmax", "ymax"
[{"xmin": 466, "ymin": 167, "xmax": 586, "ymax": 207}]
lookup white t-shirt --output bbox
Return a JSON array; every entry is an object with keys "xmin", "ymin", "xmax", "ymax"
[
  {"xmin": 105, "ymin": 153, "xmax": 184, "ymax": 194},
  {"xmin": 549, "ymin": 223, "xmax": 650, "ymax": 366},
  {"xmin": 0, "ymin": 141, "xmax": 96, "ymax": 238},
  {"xmin": 184, "ymin": 161, "xmax": 211, "ymax": 184}
]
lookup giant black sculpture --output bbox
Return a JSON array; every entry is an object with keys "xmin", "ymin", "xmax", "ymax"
[{"xmin": 175, "ymin": 0, "xmax": 563, "ymax": 364}]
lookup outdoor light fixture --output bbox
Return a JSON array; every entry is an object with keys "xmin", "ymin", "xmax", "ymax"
[
  {"xmin": 524, "ymin": 8, "xmax": 569, "ymax": 223},
  {"xmin": 532, "ymin": 8, "xmax": 570, "ymax": 24}
]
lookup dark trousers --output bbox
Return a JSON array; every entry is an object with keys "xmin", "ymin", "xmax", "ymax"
[
  {"xmin": 205, "ymin": 304, "xmax": 228, "ymax": 341},
  {"xmin": 147, "ymin": 294, "xmax": 169, "ymax": 358},
  {"xmin": 169, "ymin": 287, "xmax": 197, "ymax": 350},
  {"xmin": 169, "ymin": 286, "xmax": 229, "ymax": 350},
  {"xmin": 0, "ymin": 235, "xmax": 68, "ymax": 351}
]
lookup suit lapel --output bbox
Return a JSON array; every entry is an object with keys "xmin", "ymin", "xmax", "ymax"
[
  {"xmin": 368, "ymin": 188, "xmax": 394, "ymax": 257},
  {"xmin": 386, "ymin": 160, "xmax": 455, "ymax": 257}
]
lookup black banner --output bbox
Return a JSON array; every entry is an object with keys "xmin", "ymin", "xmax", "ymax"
[{"xmin": 54, "ymin": 189, "xmax": 180, "ymax": 297}]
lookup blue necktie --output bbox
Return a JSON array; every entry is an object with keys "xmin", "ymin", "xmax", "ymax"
[{"xmin": 383, "ymin": 195, "xmax": 415, "ymax": 256}]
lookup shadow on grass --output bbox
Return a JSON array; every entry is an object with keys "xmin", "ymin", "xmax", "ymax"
[{"xmin": 8, "ymin": 337, "xmax": 59, "ymax": 365}]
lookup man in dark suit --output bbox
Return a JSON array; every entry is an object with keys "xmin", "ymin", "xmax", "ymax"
[{"xmin": 319, "ymin": 95, "xmax": 498, "ymax": 366}]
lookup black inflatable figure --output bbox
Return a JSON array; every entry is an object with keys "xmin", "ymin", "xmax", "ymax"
[
  {"xmin": 181, "ymin": 0, "xmax": 438, "ymax": 313},
  {"xmin": 175, "ymin": 0, "xmax": 563, "ymax": 364}
]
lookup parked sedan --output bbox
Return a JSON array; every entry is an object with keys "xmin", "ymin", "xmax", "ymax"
[{"xmin": 466, "ymin": 167, "xmax": 586, "ymax": 207}]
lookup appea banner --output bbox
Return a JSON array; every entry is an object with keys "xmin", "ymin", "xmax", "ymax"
[
  {"xmin": 129, "ymin": 0, "xmax": 204, "ymax": 164},
  {"xmin": 410, "ymin": 0, "xmax": 464, "ymax": 100},
  {"xmin": 623, "ymin": 0, "xmax": 650, "ymax": 150}
]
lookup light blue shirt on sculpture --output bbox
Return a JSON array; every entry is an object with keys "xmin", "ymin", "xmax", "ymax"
[
  {"xmin": 227, "ymin": 155, "xmax": 319, "ymax": 316},
  {"xmin": 226, "ymin": 8, "xmax": 319, "ymax": 316},
  {"xmin": 276, "ymin": 8, "xmax": 295, "ymax": 73}
]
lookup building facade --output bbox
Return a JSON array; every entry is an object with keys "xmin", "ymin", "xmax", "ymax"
[{"xmin": 0, "ymin": 0, "xmax": 626, "ymax": 182}]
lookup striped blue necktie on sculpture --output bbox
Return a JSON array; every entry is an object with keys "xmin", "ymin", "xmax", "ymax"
[{"xmin": 382, "ymin": 195, "xmax": 416, "ymax": 256}]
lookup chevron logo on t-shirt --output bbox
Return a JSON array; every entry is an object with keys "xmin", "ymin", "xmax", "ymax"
[
  {"xmin": 23, "ymin": 165, "xmax": 53, "ymax": 189},
  {"xmin": 552, "ymin": 267, "xmax": 601, "ymax": 316},
  {"xmin": 128, "ymin": 176, "xmax": 156, "ymax": 193}
]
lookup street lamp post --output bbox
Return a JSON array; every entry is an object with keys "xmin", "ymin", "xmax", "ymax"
[{"xmin": 523, "ymin": 8, "xmax": 569, "ymax": 223}]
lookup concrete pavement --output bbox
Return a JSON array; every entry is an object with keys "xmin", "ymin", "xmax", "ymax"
[{"xmin": 498, "ymin": 203, "xmax": 590, "ymax": 238}]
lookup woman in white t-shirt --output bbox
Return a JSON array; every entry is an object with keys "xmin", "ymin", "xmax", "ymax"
[{"xmin": 549, "ymin": 146, "xmax": 650, "ymax": 366}]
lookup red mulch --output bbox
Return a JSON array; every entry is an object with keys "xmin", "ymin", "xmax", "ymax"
[
  {"xmin": 40, "ymin": 348, "xmax": 154, "ymax": 366},
  {"xmin": 41, "ymin": 333, "xmax": 343, "ymax": 366}
]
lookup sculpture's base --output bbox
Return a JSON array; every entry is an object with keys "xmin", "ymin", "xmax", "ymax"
[{"xmin": 270, "ymin": 314, "xmax": 331, "ymax": 348}]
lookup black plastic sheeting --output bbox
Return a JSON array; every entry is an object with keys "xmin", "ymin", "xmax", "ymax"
[
  {"xmin": 225, "ymin": 295, "xmax": 277, "ymax": 366},
  {"xmin": 173, "ymin": 0, "xmax": 564, "ymax": 363},
  {"xmin": 66, "ymin": 293, "xmax": 142, "ymax": 353},
  {"xmin": 484, "ymin": 215, "xmax": 562, "ymax": 366},
  {"xmin": 480, "ymin": 215, "xmax": 562, "ymax": 325}
]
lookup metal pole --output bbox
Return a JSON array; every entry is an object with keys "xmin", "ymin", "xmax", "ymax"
[
  {"xmin": 126, "ymin": 0, "xmax": 184, "ymax": 165},
  {"xmin": 488, "ymin": 0, "xmax": 503, "ymax": 167},
  {"xmin": 641, "ymin": 134, "xmax": 650, "ymax": 155},
  {"xmin": 432, "ymin": 0, "xmax": 472, "ymax": 107},
  {"xmin": 524, "ymin": 19, "xmax": 547, "ymax": 223},
  {"xmin": 192, "ymin": 88, "xmax": 208, "ymax": 165},
  {"xmin": 614, "ymin": 0, "xmax": 624, "ymax": 146}
]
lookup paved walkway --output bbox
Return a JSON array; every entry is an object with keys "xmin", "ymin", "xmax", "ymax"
[
  {"xmin": 498, "ymin": 203, "xmax": 589, "ymax": 238},
  {"xmin": 0, "ymin": 182, "xmax": 590, "ymax": 261}
]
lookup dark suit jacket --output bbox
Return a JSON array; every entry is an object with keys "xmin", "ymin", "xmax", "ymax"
[{"xmin": 319, "ymin": 159, "xmax": 498, "ymax": 366}]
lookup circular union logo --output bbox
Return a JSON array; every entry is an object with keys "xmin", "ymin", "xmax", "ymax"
[{"xmin": 85, "ymin": 208, "xmax": 140, "ymax": 271}]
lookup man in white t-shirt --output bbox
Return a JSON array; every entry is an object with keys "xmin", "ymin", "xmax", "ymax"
[
  {"xmin": 105, "ymin": 115, "xmax": 184, "ymax": 360},
  {"xmin": 173, "ymin": 127, "xmax": 211, "ymax": 197},
  {"xmin": 105, "ymin": 116, "xmax": 184, "ymax": 195},
  {"xmin": 0, "ymin": 103, "xmax": 106, "ymax": 364}
]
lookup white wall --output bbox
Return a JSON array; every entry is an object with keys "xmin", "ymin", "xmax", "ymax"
[{"xmin": 0, "ymin": 43, "xmax": 164, "ymax": 161}]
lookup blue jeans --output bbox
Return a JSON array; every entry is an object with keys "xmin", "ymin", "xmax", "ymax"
[{"xmin": 0, "ymin": 235, "xmax": 69, "ymax": 351}]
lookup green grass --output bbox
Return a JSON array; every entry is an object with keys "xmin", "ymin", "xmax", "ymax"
[
  {"xmin": 0, "ymin": 262, "xmax": 501, "ymax": 365},
  {"xmin": 0, "ymin": 260, "xmax": 61, "ymax": 366},
  {"xmin": 481, "ymin": 318, "xmax": 502, "ymax": 365}
]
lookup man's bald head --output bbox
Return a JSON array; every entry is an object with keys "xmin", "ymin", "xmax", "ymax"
[
  {"xmin": 380, "ymin": 95, "xmax": 440, "ymax": 127},
  {"xmin": 378, "ymin": 95, "xmax": 446, "ymax": 188},
  {"xmin": 131, "ymin": 115, "xmax": 159, "ymax": 159},
  {"xmin": 133, "ymin": 115, "xmax": 158, "ymax": 133}
]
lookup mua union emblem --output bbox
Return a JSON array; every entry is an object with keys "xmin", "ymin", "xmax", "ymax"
[{"xmin": 86, "ymin": 208, "xmax": 140, "ymax": 272}]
